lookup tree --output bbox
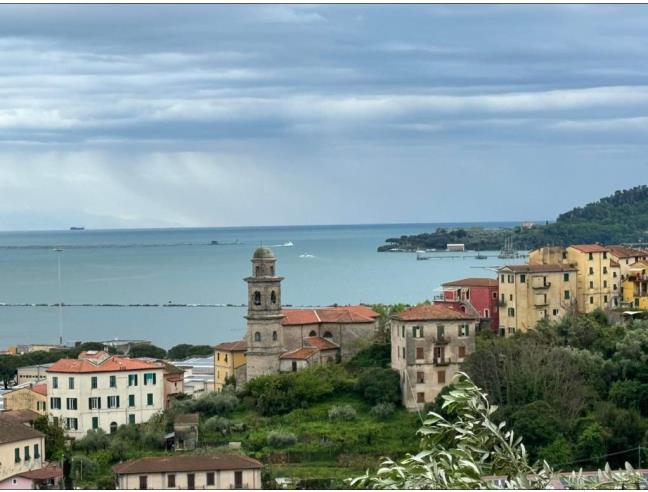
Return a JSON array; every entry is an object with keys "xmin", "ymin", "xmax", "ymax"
[
  {"xmin": 34, "ymin": 415, "xmax": 66, "ymax": 460},
  {"xmin": 167, "ymin": 344, "xmax": 214, "ymax": 360},
  {"xmin": 356, "ymin": 367, "xmax": 400, "ymax": 405},
  {"xmin": 127, "ymin": 344, "xmax": 167, "ymax": 359},
  {"xmin": 0, "ymin": 355, "xmax": 18, "ymax": 388},
  {"xmin": 349, "ymin": 373, "xmax": 643, "ymax": 490}
]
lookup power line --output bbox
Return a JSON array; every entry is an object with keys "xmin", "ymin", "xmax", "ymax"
[{"xmin": 555, "ymin": 446, "xmax": 643, "ymax": 469}]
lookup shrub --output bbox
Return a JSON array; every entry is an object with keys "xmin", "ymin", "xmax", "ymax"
[
  {"xmin": 74, "ymin": 429, "xmax": 110, "ymax": 453},
  {"xmin": 191, "ymin": 391, "xmax": 239, "ymax": 416},
  {"xmin": 370, "ymin": 402, "xmax": 395, "ymax": 419},
  {"xmin": 356, "ymin": 367, "xmax": 401, "ymax": 405},
  {"xmin": 328, "ymin": 404, "xmax": 357, "ymax": 422},
  {"xmin": 204, "ymin": 416, "xmax": 232, "ymax": 435},
  {"xmin": 266, "ymin": 430, "xmax": 297, "ymax": 448}
]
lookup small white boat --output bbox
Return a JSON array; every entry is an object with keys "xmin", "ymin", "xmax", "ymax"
[
  {"xmin": 299, "ymin": 253, "xmax": 315, "ymax": 258},
  {"xmin": 283, "ymin": 241, "xmax": 294, "ymax": 247}
]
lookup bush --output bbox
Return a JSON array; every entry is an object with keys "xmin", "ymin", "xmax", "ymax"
[
  {"xmin": 191, "ymin": 391, "xmax": 239, "ymax": 416},
  {"xmin": 74, "ymin": 429, "xmax": 110, "ymax": 453},
  {"xmin": 346, "ymin": 343, "xmax": 391, "ymax": 370},
  {"xmin": 328, "ymin": 404, "xmax": 357, "ymax": 422},
  {"xmin": 356, "ymin": 367, "xmax": 401, "ymax": 405},
  {"xmin": 370, "ymin": 402, "xmax": 395, "ymax": 419},
  {"xmin": 267, "ymin": 430, "xmax": 297, "ymax": 448},
  {"xmin": 204, "ymin": 416, "xmax": 232, "ymax": 435},
  {"xmin": 128, "ymin": 343, "xmax": 167, "ymax": 359}
]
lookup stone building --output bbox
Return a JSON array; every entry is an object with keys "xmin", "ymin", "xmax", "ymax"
[
  {"xmin": 1, "ymin": 385, "xmax": 47, "ymax": 415},
  {"xmin": 391, "ymin": 303, "xmax": 478, "ymax": 410}
]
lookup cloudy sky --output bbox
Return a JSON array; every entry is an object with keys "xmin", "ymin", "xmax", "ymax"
[{"xmin": 0, "ymin": 4, "xmax": 647, "ymax": 230}]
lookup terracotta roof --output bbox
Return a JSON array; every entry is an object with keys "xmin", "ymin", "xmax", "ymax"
[
  {"xmin": 279, "ymin": 347, "xmax": 319, "ymax": 360},
  {"xmin": 0, "ymin": 414, "xmax": 44, "ymax": 444},
  {"xmin": 1, "ymin": 409, "xmax": 41, "ymax": 424},
  {"xmin": 14, "ymin": 463, "xmax": 63, "ymax": 481},
  {"xmin": 47, "ymin": 356, "xmax": 163, "ymax": 374},
  {"xmin": 156, "ymin": 361, "xmax": 185, "ymax": 375},
  {"xmin": 31, "ymin": 383, "xmax": 47, "ymax": 396},
  {"xmin": 112, "ymin": 454, "xmax": 262, "ymax": 475},
  {"xmin": 282, "ymin": 305, "xmax": 378, "ymax": 326},
  {"xmin": 608, "ymin": 245, "xmax": 648, "ymax": 259},
  {"xmin": 304, "ymin": 336, "xmax": 339, "ymax": 350},
  {"xmin": 442, "ymin": 278, "xmax": 498, "ymax": 288},
  {"xmin": 214, "ymin": 340, "xmax": 247, "ymax": 352},
  {"xmin": 569, "ymin": 244, "xmax": 609, "ymax": 253},
  {"xmin": 499, "ymin": 264, "xmax": 577, "ymax": 273},
  {"xmin": 393, "ymin": 303, "xmax": 478, "ymax": 321}
]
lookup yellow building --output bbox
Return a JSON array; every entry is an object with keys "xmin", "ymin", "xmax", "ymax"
[
  {"xmin": 608, "ymin": 245, "xmax": 648, "ymax": 277},
  {"xmin": 2, "ymin": 384, "xmax": 47, "ymax": 415},
  {"xmin": 213, "ymin": 341, "xmax": 247, "ymax": 391},
  {"xmin": 497, "ymin": 264, "xmax": 578, "ymax": 335},
  {"xmin": 622, "ymin": 260, "xmax": 648, "ymax": 310}
]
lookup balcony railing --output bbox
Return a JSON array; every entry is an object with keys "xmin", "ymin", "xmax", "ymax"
[
  {"xmin": 532, "ymin": 282, "xmax": 551, "ymax": 289},
  {"xmin": 434, "ymin": 335, "xmax": 450, "ymax": 345},
  {"xmin": 435, "ymin": 357, "xmax": 450, "ymax": 366}
]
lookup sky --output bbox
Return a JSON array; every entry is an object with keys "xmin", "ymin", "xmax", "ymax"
[{"xmin": 0, "ymin": 4, "xmax": 647, "ymax": 230}]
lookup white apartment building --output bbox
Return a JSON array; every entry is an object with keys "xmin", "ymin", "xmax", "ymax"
[{"xmin": 46, "ymin": 351, "xmax": 165, "ymax": 439}]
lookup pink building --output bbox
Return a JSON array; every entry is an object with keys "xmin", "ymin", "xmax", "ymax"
[{"xmin": 437, "ymin": 278, "xmax": 499, "ymax": 331}]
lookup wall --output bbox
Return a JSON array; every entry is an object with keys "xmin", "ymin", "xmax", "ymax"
[
  {"xmin": 0, "ymin": 437, "xmax": 44, "ymax": 481},
  {"xmin": 3, "ymin": 388, "xmax": 47, "ymax": 414},
  {"xmin": 117, "ymin": 468, "xmax": 261, "ymax": 489}
]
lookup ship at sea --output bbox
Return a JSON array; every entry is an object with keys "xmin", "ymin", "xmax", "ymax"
[
  {"xmin": 498, "ymin": 237, "xmax": 521, "ymax": 259},
  {"xmin": 69, "ymin": 226, "xmax": 85, "ymax": 231}
]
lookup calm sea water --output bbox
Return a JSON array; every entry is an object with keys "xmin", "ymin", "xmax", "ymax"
[{"xmin": 0, "ymin": 223, "xmax": 528, "ymax": 349}]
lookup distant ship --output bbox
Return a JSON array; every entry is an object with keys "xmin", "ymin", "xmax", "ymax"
[
  {"xmin": 210, "ymin": 239, "xmax": 240, "ymax": 245},
  {"xmin": 70, "ymin": 226, "xmax": 85, "ymax": 231},
  {"xmin": 498, "ymin": 237, "xmax": 521, "ymax": 259}
]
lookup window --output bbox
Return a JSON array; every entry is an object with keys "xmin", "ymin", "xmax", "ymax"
[
  {"xmin": 255, "ymin": 266, "xmax": 260, "ymax": 276},
  {"xmin": 603, "ymin": 266, "xmax": 608, "ymax": 274},
  {"xmin": 417, "ymin": 392, "xmax": 425, "ymax": 403},
  {"xmin": 458, "ymin": 346, "xmax": 466, "ymax": 358},
  {"xmin": 14, "ymin": 448, "xmax": 20, "ymax": 463},
  {"xmin": 68, "ymin": 377, "xmax": 75, "ymax": 389},
  {"xmin": 402, "ymin": 347, "xmax": 405, "ymax": 359},
  {"xmin": 553, "ymin": 309, "xmax": 560, "ymax": 316},
  {"xmin": 437, "ymin": 370, "xmax": 446, "ymax": 384},
  {"xmin": 207, "ymin": 472, "xmax": 215, "ymax": 486},
  {"xmin": 147, "ymin": 393, "xmax": 153, "ymax": 406},
  {"xmin": 144, "ymin": 373, "xmax": 157, "ymax": 385},
  {"xmin": 416, "ymin": 371, "xmax": 425, "ymax": 383},
  {"xmin": 89, "ymin": 397, "xmax": 101, "ymax": 410},
  {"xmin": 107, "ymin": 396, "xmax": 120, "ymax": 409},
  {"xmin": 589, "ymin": 281, "xmax": 594, "ymax": 289},
  {"xmin": 500, "ymin": 274, "xmax": 505, "ymax": 283},
  {"xmin": 66, "ymin": 398, "xmax": 78, "ymax": 410},
  {"xmin": 603, "ymin": 252, "xmax": 607, "ymax": 259},
  {"xmin": 309, "ymin": 330, "xmax": 317, "ymax": 337},
  {"xmin": 614, "ymin": 284, "xmax": 617, "ymax": 290},
  {"xmin": 23, "ymin": 445, "xmax": 30, "ymax": 461},
  {"xmin": 34, "ymin": 444, "xmax": 40, "ymax": 459},
  {"xmin": 604, "ymin": 295, "xmax": 608, "ymax": 303},
  {"xmin": 291, "ymin": 361, "xmax": 298, "ymax": 372},
  {"xmin": 589, "ymin": 267, "xmax": 594, "ymax": 275},
  {"xmin": 129, "ymin": 414, "xmax": 136, "ymax": 424},
  {"xmin": 564, "ymin": 290, "xmax": 571, "ymax": 300},
  {"xmin": 508, "ymin": 274, "xmax": 514, "ymax": 283},
  {"xmin": 436, "ymin": 325, "xmax": 445, "ymax": 339},
  {"xmin": 484, "ymin": 308, "xmax": 490, "ymax": 318},
  {"xmin": 129, "ymin": 394, "xmax": 135, "ymax": 407},
  {"xmin": 590, "ymin": 296, "xmax": 594, "ymax": 304},
  {"xmin": 492, "ymin": 291, "xmax": 497, "ymax": 299},
  {"xmin": 323, "ymin": 331, "xmax": 333, "ymax": 339},
  {"xmin": 613, "ymin": 271, "xmax": 618, "ymax": 278},
  {"xmin": 520, "ymin": 274, "xmax": 526, "ymax": 283},
  {"xmin": 508, "ymin": 307, "xmax": 515, "ymax": 317},
  {"xmin": 254, "ymin": 332, "xmax": 261, "ymax": 342},
  {"xmin": 270, "ymin": 266, "xmax": 274, "ymax": 276},
  {"xmin": 412, "ymin": 325, "xmax": 423, "ymax": 338},
  {"xmin": 187, "ymin": 473, "xmax": 195, "ymax": 489},
  {"xmin": 109, "ymin": 375, "xmax": 117, "ymax": 388},
  {"xmin": 563, "ymin": 273, "xmax": 569, "ymax": 282},
  {"xmin": 217, "ymin": 352, "xmax": 220, "ymax": 361},
  {"xmin": 92, "ymin": 417, "xmax": 99, "ymax": 430},
  {"xmin": 401, "ymin": 325, "xmax": 405, "ymax": 337},
  {"xmin": 604, "ymin": 280, "xmax": 608, "ymax": 288},
  {"xmin": 509, "ymin": 294, "xmax": 513, "ymax": 301},
  {"xmin": 91, "ymin": 376, "xmax": 97, "ymax": 389},
  {"xmin": 272, "ymin": 331, "xmax": 278, "ymax": 341},
  {"xmin": 589, "ymin": 252, "xmax": 593, "ymax": 260},
  {"xmin": 128, "ymin": 374, "xmax": 138, "ymax": 386},
  {"xmin": 52, "ymin": 376, "xmax": 58, "ymax": 389},
  {"xmin": 271, "ymin": 291, "xmax": 277, "ymax": 304},
  {"xmin": 168, "ymin": 475, "xmax": 176, "ymax": 488},
  {"xmin": 110, "ymin": 422, "xmax": 118, "ymax": 434},
  {"xmin": 562, "ymin": 251, "xmax": 567, "ymax": 260},
  {"xmin": 458, "ymin": 324, "xmax": 469, "ymax": 337},
  {"xmin": 253, "ymin": 291, "xmax": 261, "ymax": 306},
  {"xmin": 50, "ymin": 397, "xmax": 61, "ymax": 409},
  {"xmin": 139, "ymin": 476, "xmax": 148, "ymax": 489},
  {"xmin": 416, "ymin": 347, "xmax": 424, "ymax": 360},
  {"xmin": 508, "ymin": 327, "xmax": 516, "ymax": 335},
  {"xmin": 465, "ymin": 288, "xmax": 471, "ymax": 300},
  {"xmin": 66, "ymin": 418, "xmax": 78, "ymax": 430}
]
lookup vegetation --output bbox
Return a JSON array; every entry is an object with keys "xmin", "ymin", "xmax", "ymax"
[
  {"xmin": 350, "ymin": 373, "xmax": 644, "ymax": 489},
  {"xmin": 378, "ymin": 185, "xmax": 648, "ymax": 251},
  {"xmin": 127, "ymin": 343, "xmax": 167, "ymax": 359},
  {"xmin": 167, "ymin": 344, "xmax": 214, "ymax": 360}
]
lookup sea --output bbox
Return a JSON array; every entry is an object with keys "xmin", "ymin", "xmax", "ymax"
[{"xmin": 0, "ymin": 223, "xmax": 529, "ymax": 349}]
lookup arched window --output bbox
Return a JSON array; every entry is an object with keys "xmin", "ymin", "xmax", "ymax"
[
  {"xmin": 323, "ymin": 331, "xmax": 333, "ymax": 339},
  {"xmin": 309, "ymin": 330, "xmax": 317, "ymax": 337},
  {"xmin": 255, "ymin": 266, "xmax": 260, "ymax": 277},
  {"xmin": 272, "ymin": 331, "xmax": 278, "ymax": 341},
  {"xmin": 270, "ymin": 291, "xmax": 277, "ymax": 304},
  {"xmin": 460, "ymin": 305, "xmax": 466, "ymax": 312},
  {"xmin": 254, "ymin": 291, "xmax": 261, "ymax": 306},
  {"xmin": 110, "ymin": 422, "xmax": 118, "ymax": 434},
  {"xmin": 270, "ymin": 266, "xmax": 274, "ymax": 276},
  {"xmin": 254, "ymin": 332, "xmax": 261, "ymax": 342}
]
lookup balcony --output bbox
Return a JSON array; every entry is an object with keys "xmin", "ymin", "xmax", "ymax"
[
  {"xmin": 434, "ymin": 335, "xmax": 450, "ymax": 345},
  {"xmin": 435, "ymin": 357, "xmax": 450, "ymax": 366},
  {"xmin": 496, "ymin": 299, "xmax": 507, "ymax": 307},
  {"xmin": 532, "ymin": 282, "xmax": 551, "ymax": 289}
]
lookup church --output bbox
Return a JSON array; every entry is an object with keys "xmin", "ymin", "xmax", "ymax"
[{"xmin": 214, "ymin": 246, "xmax": 380, "ymax": 388}]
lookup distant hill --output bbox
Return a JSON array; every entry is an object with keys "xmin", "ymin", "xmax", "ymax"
[{"xmin": 377, "ymin": 185, "xmax": 648, "ymax": 252}]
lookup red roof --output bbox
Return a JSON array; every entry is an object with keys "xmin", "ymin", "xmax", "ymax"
[
  {"xmin": 31, "ymin": 383, "xmax": 47, "ymax": 396},
  {"xmin": 570, "ymin": 244, "xmax": 609, "ymax": 253},
  {"xmin": 499, "ymin": 264, "xmax": 577, "ymax": 273},
  {"xmin": 282, "ymin": 305, "xmax": 378, "ymax": 326},
  {"xmin": 304, "ymin": 336, "xmax": 339, "ymax": 350},
  {"xmin": 608, "ymin": 245, "xmax": 648, "ymax": 259},
  {"xmin": 14, "ymin": 464, "xmax": 63, "ymax": 481},
  {"xmin": 113, "ymin": 455, "xmax": 261, "ymax": 474},
  {"xmin": 47, "ymin": 356, "xmax": 163, "ymax": 374},
  {"xmin": 442, "ymin": 278, "xmax": 498, "ymax": 288},
  {"xmin": 214, "ymin": 340, "xmax": 247, "ymax": 352},
  {"xmin": 393, "ymin": 303, "xmax": 478, "ymax": 321},
  {"xmin": 279, "ymin": 347, "xmax": 319, "ymax": 360}
]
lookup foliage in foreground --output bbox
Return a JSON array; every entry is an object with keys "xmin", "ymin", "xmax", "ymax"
[{"xmin": 349, "ymin": 373, "xmax": 645, "ymax": 490}]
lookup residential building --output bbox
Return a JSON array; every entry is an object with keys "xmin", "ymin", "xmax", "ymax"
[
  {"xmin": 16, "ymin": 364, "xmax": 53, "ymax": 385},
  {"xmin": 608, "ymin": 245, "xmax": 648, "ymax": 277},
  {"xmin": 0, "ymin": 462, "xmax": 63, "ymax": 490},
  {"xmin": 0, "ymin": 414, "xmax": 46, "ymax": 481},
  {"xmin": 279, "ymin": 336, "xmax": 340, "ymax": 373},
  {"xmin": 14, "ymin": 345, "xmax": 62, "ymax": 355},
  {"xmin": 622, "ymin": 260, "xmax": 648, "ymax": 309},
  {"xmin": 391, "ymin": 303, "xmax": 478, "ymax": 410},
  {"xmin": 1, "ymin": 385, "xmax": 47, "ymax": 415},
  {"xmin": 567, "ymin": 245, "xmax": 614, "ymax": 312},
  {"xmin": 112, "ymin": 454, "xmax": 263, "ymax": 490},
  {"xmin": 610, "ymin": 260, "xmax": 622, "ymax": 308},
  {"xmin": 214, "ymin": 341, "xmax": 247, "ymax": 391},
  {"xmin": 438, "ymin": 278, "xmax": 499, "ymax": 331},
  {"xmin": 159, "ymin": 362, "xmax": 184, "ymax": 409},
  {"xmin": 169, "ymin": 356, "xmax": 214, "ymax": 397},
  {"xmin": 173, "ymin": 413, "xmax": 199, "ymax": 452},
  {"xmin": 497, "ymin": 264, "xmax": 578, "ymax": 335},
  {"xmin": 46, "ymin": 352, "xmax": 165, "ymax": 439}
]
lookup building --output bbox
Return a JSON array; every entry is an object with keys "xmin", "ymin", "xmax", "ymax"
[
  {"xmin": 391, "ymin": 303, "xmax": 478, "ymax": 410},
  {"xmin": 173, "ymin": 413, "xmax": 199, "ymax": 452},
  {"xmin": 622, "ymin": 260, "xmax": 648, "ymax": 309},
  {"xmin": 46, "ymin": 351, "xmax": 165, "ymax": 439},
  {"xmin": 169, "ymin": 356, "xmax": 214, "ymax": 396},
  {"xmin": 1, "ymin": 385, "xmax": 47, "ymax": 415},
  {"xmin": 279, "ymin": 337, "xmax": 340, "ymax": 373},
  {"xmin": 566, "ymin": 245, "xmax": 614, "ymax": 313},
  {"xmin": 0, "ymin": 462, "xmax": 63, "ymax": 490},
  {"xmin": 14, "ymin": 345, "xmax": 62, "ymax": 355},
  {"xmin": 0, "ymin": 414, "xmax": 46, "ymax": 482},
  {"xmin": 159, "ymin": 362, "xmax": 184, "ymax": 409},
  {"xmin": 112, "ymin": 454, "xmax": 263, "ymax": 490},
  {"xmin": 213, "ymin": 341, "xmax": 247, "ymax": 391},
  {"xmin": 497, "ymin": 264, "xmax": 578, "ymax": 335},
  {"xmin": 16, "ymin": 364, "xmax": 53, "ymax": 385},
  {"xmin": 608, "ymin": 245, "xmax": 648, "ymax": 277},
  {"xmin": 244, "ymin": 247, "xmax": 380, "ymax": 381},
  {"xmin": 438, "ymin": 278, "xmax": 499, "ymax": 331}
]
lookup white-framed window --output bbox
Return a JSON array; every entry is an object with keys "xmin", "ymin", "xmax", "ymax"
[
  {"xmin": 89, "ymin": 397, "xmax": 101, "ymax": 410},
  {"xmin": 65, "ymin": 418, "xmax": 78, "ymax": 430},
  {"xmin": 107, "ymin": 396, "xmax": 120, "ymax": 409},
  {"xmin": 458, "ymin": 324, "xmax": 470, "ymax": 337},
  {"xmin": 50, "ymin": 397, "xmax": 61, "ymax": 410},
  {"xmin": 412, "ymin": 325, "xmax": 423, "ymax": 338},
  {"xmin": 66, "ymin": 398, "xmax": 77, "ymax": 410}
]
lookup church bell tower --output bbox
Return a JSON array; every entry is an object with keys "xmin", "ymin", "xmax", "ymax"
[{"xmin": 245, "ymin": 246, "xmax": 285, "ymax": 380}]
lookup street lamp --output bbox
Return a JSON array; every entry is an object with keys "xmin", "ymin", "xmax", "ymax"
[{"xmin": 53, "ymin": 248, "xmax": 64, "ymax": 346}]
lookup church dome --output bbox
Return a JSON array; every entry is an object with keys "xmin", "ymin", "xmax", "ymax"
[{"xmin": 253, "ymin": 246, "xmax": 275, "ymax": 259}]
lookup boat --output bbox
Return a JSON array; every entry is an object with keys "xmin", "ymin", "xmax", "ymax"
[
  {"xmin": 475, "ymin": 250, "xmax": 488, "ymax": 260},
  {"xmin": 283, "ymin": 241, "xmax": 294, "ymax": 247},
  {"xmin": 498, "ymin": 238, "xmax": 520, "ymax": 259},
  {"xmin": 70, "ymin": 226, "xmax": 85, "ymax": 231},
  {"xmin": 210, "ymin": 239, "xmax": 240, "ymax": 246}
]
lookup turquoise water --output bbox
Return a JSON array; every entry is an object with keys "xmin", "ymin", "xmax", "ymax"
[{"xmin": 0, "ymin": 223, "xmax": 528, "ymax": 349}]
